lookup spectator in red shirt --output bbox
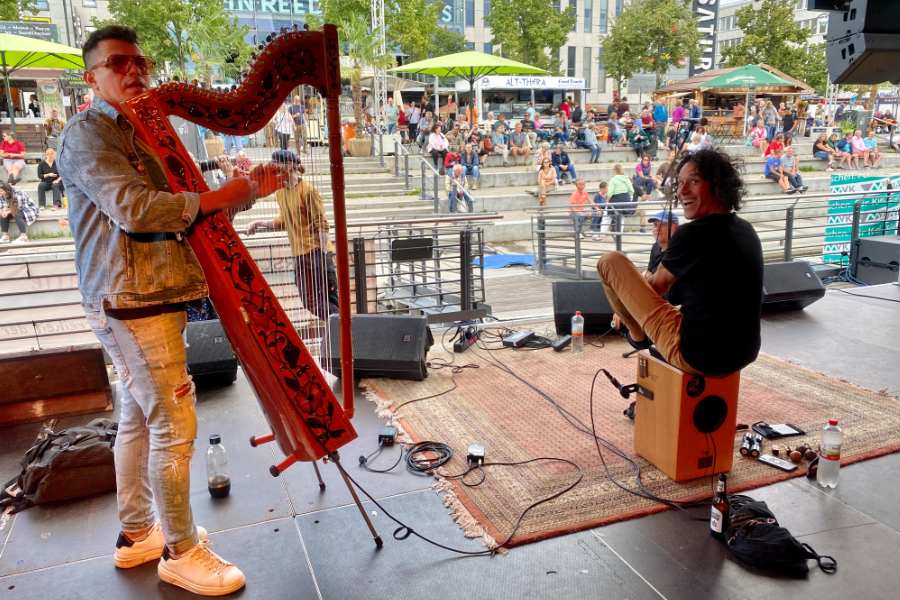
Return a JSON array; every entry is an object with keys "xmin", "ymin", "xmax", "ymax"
[
  {"xmin": 764, "ymin": 133, "xmax": 785, "ymax": 157},
  {"xmin": 77, "ymin": 93, "xmax": 92, "ymax": 112},
  {"xmin": 568, "ymin": 178, "xmax": 591, "ymax": 239},
  {"xmin": 1, "ymin": 132, "xmax": 26, "ymax": 184},
  {"xmin": 640, "ymin": 109, "xmax": 654, "ymax": 130},
  {"xmin": 559, "ymin": 97, "xmax": 571, "ymax": 120}
]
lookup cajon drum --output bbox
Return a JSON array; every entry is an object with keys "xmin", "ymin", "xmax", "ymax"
[{"xmin": 633, "ymin": 351, "xmax": 741, "ymax": 482}]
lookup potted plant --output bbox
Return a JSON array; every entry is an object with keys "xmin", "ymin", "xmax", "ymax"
[{"xmin": 339, "ymin": 19, "xmax": 394, "ymax": 158}]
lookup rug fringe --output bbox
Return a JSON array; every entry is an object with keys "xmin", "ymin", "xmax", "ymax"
[
  {"xmin": 358, "ymin": 380, "xmax": 415, "ymax": 444},
  {"xmin": 431, "ymin": 479, "xmax": 507, "ymax": 554}
]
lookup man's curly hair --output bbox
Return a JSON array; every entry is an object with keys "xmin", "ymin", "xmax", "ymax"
[{"xmin": 675, "ymin": 149, "xmax": 747, "ymax": 212}]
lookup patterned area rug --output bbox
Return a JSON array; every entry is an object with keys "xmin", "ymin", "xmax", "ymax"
[{"xmin": 362, "ymin": 331, "xmax": 900, "ymax": 549}]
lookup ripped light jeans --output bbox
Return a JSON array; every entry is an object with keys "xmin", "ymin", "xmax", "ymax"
[{"xmin": 84, "ymin": 306, "xmax": 200, "ymax": 555}]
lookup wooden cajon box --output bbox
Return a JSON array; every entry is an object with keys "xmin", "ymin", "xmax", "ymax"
[{"xmin": 633, "ymin": 351, "xmax": 741, "ymax": 482}]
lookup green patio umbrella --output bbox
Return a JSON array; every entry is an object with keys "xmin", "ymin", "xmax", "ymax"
[
  {"xmin": 701, "ymin": 65, "xmax": 795, "ymax": 136},
  {"xmin": 392, "ymin": 51, "xmax": 547, "ymax": 117},
  {"xmin": 0, "ymin": 33, "xmax": 85, "ymax": 135}
]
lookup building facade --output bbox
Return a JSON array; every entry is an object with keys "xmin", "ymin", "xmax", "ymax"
[
  {"xmin": 715, "ymin": 0, "xmax": 829, "ymax": 69},
  {"xmin": 17, "ymin": 0, "xmax": 829, "ymax": 108}
]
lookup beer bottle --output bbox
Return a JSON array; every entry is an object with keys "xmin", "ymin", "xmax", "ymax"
[{"xmin": 710, "ymin": 473, "xmax": 730, "ymax": 540}]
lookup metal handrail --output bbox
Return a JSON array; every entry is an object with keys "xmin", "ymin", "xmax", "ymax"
[
  {"xmin": 419, "ymin": 157, "xmax": 472, "ymax": 214},
  {"xmin": 393, "ymin": 139, "xmax": 411, "ymax": 190}
]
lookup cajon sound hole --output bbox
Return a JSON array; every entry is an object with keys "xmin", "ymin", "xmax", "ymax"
[{"xmin": 693, "ymin": 395, "xmax": 728, "ymax": 434}]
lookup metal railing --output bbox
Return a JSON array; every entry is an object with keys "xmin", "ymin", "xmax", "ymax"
[
  {"xmin": 393, "ymin": 138, "xmax": 411, "ymax": 190},
  {"xmin": 419, "ymin": 158, "xmax": 474, "ymax": 214},
  {"xmin": 532, "ymin": 189, "xmax": 900, "ymax": 280},
  {"xmin": 372, "ymin": 129, "xmax": 386, "ymax": 167}
]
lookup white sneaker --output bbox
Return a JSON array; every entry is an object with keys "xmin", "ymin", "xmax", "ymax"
[
  {"xmin": 115, "ymin": 521, "xmax": 208, "ymax": 569},
  {"xmin": 158, "ymin": 540, "xmax": 245, "ymax": 596},
  {"xmin": 826, "ymin": 167, "xmax": 834, "ymax": 172},
  {"xmin": 0, "ymin": 235, "xmax": 9, "ymax": 244},
  {"xmin": 11, "ymin": 235, "xmax": 28, "ymax": 244}
]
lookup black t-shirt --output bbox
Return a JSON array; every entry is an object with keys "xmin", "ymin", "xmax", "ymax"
[
  {"xmin": 666, "ymin": 128, "xmax": 679, "ymax": 147},
  {"xmin": 648, "ymin": 242, "xmax": 683, "ymax": 307},
  {"xmin": 782, "ymin": 113, "xmax": 795, "ymax": 133},
  {"xmin": 661, "ymin": 212, "xmax": 764, "ymax": 374}
]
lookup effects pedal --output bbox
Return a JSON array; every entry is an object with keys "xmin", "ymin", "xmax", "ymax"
[
  {"xmin": 453, "ymin": 326, "xmax": 479, "ymax": 353},
  {"xmin": 379, "ymin": 426, "xmax": 398, "ymax": 445},
  {"xmin": 502, "ymin": 330, "xmax": 534, "ymax": 348},
  {"xmin": 552, "ymin": 335, "xmax": 572, "ymax": 352},
  {"xmin": 467, "ymin": 444, "xmax": 485, "ymax": 467}
]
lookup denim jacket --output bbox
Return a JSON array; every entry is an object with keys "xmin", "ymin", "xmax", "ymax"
[{"xmin": 57, "ymin": 96, "xmax": 207, "ymax": 310}]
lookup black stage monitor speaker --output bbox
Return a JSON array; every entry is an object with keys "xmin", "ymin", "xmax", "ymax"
[
  {"xmin": 328, "ymin": 314, "xmax": 434, "ymax": 381},
  {"xmin": 552, "ymin": 281, "xmax": 615, "ymax": 335},
  {"xmin": 826, "ymin": 0, "xmax": 900, "ymax": 84},
  {"xmin": 762, "ymin": 262, "xmax": 826, "ymax": 313},
  {"xmin": 855, "ymin": 236, "xmax": 900, "ymax": 285},
  {"xmin": 186, "ymin": 319, "xmax": 238, "ymax": 387}
]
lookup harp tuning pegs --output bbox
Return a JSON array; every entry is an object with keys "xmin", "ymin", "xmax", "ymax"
[
  {"xmin": 250, "ymin": 52, "xmax": 257, "ymax": 61},
  {"xmin": 190, "ymin": 79, "xmax": 198, "ymax": 86},
  {"xmin": 303, "ymin": 23, "xmax": 310, "ymax": 31},
  {"xmin": 172, "ymin": 75, "xmax": 180, "ymax": 82},
  {"xmin": 241, "ymin": 71, "xmax": 248, "ymax": 80},
  {"xmin": 231, "ymin": 84, "xmax": 238, "ymax": 91},
  {"xmin": 265, "ymin": 34, "xmax": 272, "ymax": 43},
  {"xmin": 257, "ymin": 44, "xmax": 264, "ymax": 51},
  {"xmin": 292, "ymin": 24, "xmax": 299, "ymax": 31}
]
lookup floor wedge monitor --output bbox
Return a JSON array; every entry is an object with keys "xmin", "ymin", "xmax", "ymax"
[
  {"xmin": 552, "ymin": 281, "xmax": 615, "ymax": 335},
  {"xmin": 762, "ymin": 262, "xmax": 826, "ymax": 313},
  {"xmin": 328, "ymin": 314, "xmax": 434, "ymax": 381}
]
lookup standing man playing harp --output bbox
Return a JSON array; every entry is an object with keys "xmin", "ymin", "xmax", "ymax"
[
  {"xmin": 57, "ymin": 25, "xmax": 283, "ymax": 596},
  {"xmin": 245, "ymin": 150, "xmax": 338, "ymax": 325}
]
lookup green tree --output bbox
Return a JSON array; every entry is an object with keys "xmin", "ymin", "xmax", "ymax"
[
  {"xmin": 719, "ymin": 0, "xmax": 812, "ymax": 78},
  {"xmin": 796, "ymin": 43, "xmax": 829, "ymax": 95},
  {"xmin": 0, "ymin": 0, "xmax": 37, "ymax": 23},
  {"xmin": 485, "ymin": 0, "xmax": 577, "ymax": 74},
  {"xmin": 601, "ymin": 0, "xmax": 703, "ymax": 89},
  {"xmin": 338, "ymin": 18, "xmax": 394, "ymax": 136},
  {"xmin": 95, "ymin": 0, "xmax": 250, "ymax": 81},
  {"xmin": 314, "ymin": 0, "xmax": 462, "ymax": 62}
]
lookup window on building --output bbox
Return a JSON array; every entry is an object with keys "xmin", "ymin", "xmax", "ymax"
[
  {"xmin": 615, "ymin": 0, "xmax": 622, "ymax": 16},
  {"xmin": 598, "ymin": 62, "xmax": 606, "ymax": 93},
  {"xmin": 795, "ymin": 0, "xmax": 806, "ymax": 10},
  {"xmin": 583, "ymin": 47, "xmax": 591, "ymax": 90},
  {"xmin": 570, "ymin": 0, "xmax": 577, "ymax": 31},
  {"xmin": 600, "ymin": 0, "xmax": 608, "ymax": 33},
  {"xmin": 484, "ymin": 43, "xmax": 492, "ymax": 55},
  {"xmin": 466, "ymin": 42, "xmax": 475, "ymax": 49},
  {"xmin": 82, "ymin": 0, "xmax": 97, "ymax": 6},
  {"xmin": 567, "ymin": 46, "xmax": 576, "ymax": 77},
  {"xmin": 484, "ymin": 0, "xmax": 491, "ymax": 26},
  {"xmin": 553, "ymin": 0, "xmax": 560, "ymax": 12},
  {"xmin": 818, "ymin": 19, "xmax": 828, "ymax": 34},
  {"xmin": 584, "ymin": 0, "xmax": 592, "ymax": 33},
  {"xmin": 35, "ymin": 0, "xmax": 49, "ymax": 9},
  {"xmin": 466, "ymin": 0, "xmax": 475, "ymax": 27}
]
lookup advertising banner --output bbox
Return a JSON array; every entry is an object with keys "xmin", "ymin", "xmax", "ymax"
[
  {"xmin": 689, "ymin": 0, "xmax": 719, "ymax": 78},
  {"xmin": 823, "ymin": 173, "xmax": 900, "ymax": 263}
]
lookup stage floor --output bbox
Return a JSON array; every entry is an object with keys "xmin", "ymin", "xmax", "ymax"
[{"xmin": 1, "ymin": 284, "xmax": 899, "ymax": 599}]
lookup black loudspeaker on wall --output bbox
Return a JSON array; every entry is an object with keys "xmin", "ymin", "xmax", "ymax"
[
  {"xmin": 185, "ymin": 319, "xmax": 238, "ymax": 387},
  {"xmin": 552, "ymin": 281, "xmax": 616, "ymax": 335},
  {"xmin": 824, "ymin": 0, "xmax": 900, "ymax": 84},
  {"xmin": 328, "ymin": 315, "xmax": 434, "ymax": 381},
  {"xmin": 762, "ymin": 262, "xmax": 826, "ymax": 313}
]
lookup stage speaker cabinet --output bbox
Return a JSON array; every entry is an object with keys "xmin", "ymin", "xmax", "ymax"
[
  {"xmin": 328, "ymin": 314, "xmax": 434, "ymax": 381},
  {"xmin": 855, "ymin": 236, "xmax": 900, "ymax": 285},
  {"xmin": 552, "ymin": 281, "xmax": 615, "ymax": 335},
  {"xmin": 185, "ymin": 319, "xmax": 238, "ymax": 387},
  {"xmin": 826, "ymin": 0, "xmax": 900, "ymax": 85},
  {"xmin": 762, "ymin": 262, "xmax": 826, "ymax": 313},
  {"xmin": 634, "ymin": 351, "xmax": 741, "ymax": 482}
]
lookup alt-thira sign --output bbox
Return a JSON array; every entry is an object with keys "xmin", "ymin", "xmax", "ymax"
[{"xmin": 689, "ymin": 0, "xmax": 720, "ymax": 77}]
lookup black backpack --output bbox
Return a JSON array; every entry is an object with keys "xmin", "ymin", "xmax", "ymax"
[
  {"xmin": 0, "ymin": 418, "xmax": 118, "ymax": 514},
  {"xmin": 725, "ymin": 495, "xmax": 837, "ymax": 575}
]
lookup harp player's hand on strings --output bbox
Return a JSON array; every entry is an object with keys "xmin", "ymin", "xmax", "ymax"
[
  {"xmin": 249, "ymin": 162, "xmax": 289, "ymax": 198},
  {"xmin": 200, "ymin": 176, "xmax": 259, "ymax": 215}
]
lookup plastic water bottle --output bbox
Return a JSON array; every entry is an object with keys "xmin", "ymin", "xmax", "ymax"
[
  {"xmin": 206, "ymin": 434, "xmax": 231, "ymax": 498},
  {"xmin": 571, "ymin": 311, "xmax": 584, "ymax": 354},
  {"xmin": 817, "ymin": 419, "xmax": 843, "ymax": 488}
]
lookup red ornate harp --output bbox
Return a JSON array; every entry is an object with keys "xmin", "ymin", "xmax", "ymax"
[{"xmin": 119, "ymin": 26, "xmax": 359, "ymax": 473}]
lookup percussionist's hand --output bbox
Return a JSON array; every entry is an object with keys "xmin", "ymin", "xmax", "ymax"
[
  {"xmin": 250, "ymin": 163, "xmax": 288, "ymax": 197},
  {"xmin": 612, "ymin": 314, "xmax": 622, "ymax": 330},
  {"xmin": 200, "ymin": 176, "xmax": 259, "ymax": 215}
]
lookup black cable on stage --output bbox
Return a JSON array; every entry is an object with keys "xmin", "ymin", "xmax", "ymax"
[
  {"xmin": 468, "ymin": 338, "xmax": 712, "ymax": 517},
  {"xmin": 359, "ymin": 443, "xmax": 404, "ymax": 474},
  {"xmin": 337, "ymin": 456, "xmax": 583, "ymax": 555},
  {"xmin": 405, "ymin": 441, "xmax": 453, "ymax": 474}
]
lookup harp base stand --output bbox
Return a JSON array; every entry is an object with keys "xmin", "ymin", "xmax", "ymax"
[
  {"xmin": 312, "ymin": 460, "xmax": 326, "ymax": 491},
  {"xmin": 330, "ymin": 451, "xmax": 384, "ymax": 549}
]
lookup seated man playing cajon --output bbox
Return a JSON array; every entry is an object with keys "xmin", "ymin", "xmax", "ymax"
[{"xmin": 597, "ymin": 149, "xmax": 764, "ymax": 375}]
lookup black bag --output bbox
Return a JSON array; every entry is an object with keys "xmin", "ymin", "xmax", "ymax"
[
  {"xmin": 725, "ymin": 495, "xmax": 837, "ymax": 575},
  {"xmin": 0, "ymin": 418, "xmax": 118, "ymax": 514}
]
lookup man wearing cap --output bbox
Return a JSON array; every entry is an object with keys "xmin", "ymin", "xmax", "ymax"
[{"xmin": 246, "ymin": 150, "xmax": 338, "ymax": 322}]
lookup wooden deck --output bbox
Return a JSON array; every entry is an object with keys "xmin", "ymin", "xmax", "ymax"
[{"xmin": 482, "ymin": 267, "xmax": 560, "ymax": 320}]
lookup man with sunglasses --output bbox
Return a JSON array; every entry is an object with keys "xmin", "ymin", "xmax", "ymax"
[{"xmin": 57, "ymin": 26, "xmax": 277, "ymax": 596}]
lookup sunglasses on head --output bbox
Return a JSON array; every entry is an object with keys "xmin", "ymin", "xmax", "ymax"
[{"xmin": 88, "ymin": 54, "xmax": 157, "ymax": 75}]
